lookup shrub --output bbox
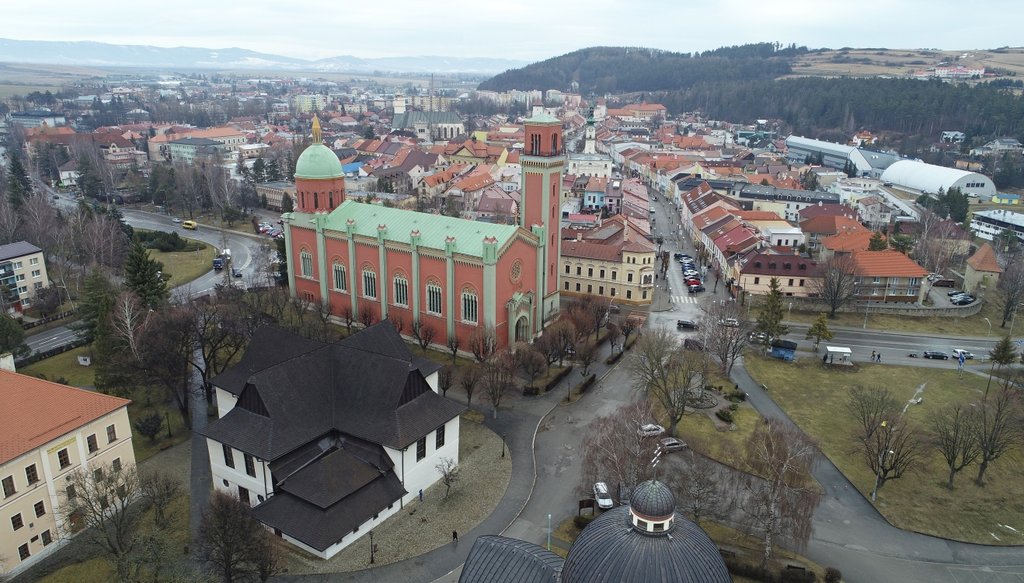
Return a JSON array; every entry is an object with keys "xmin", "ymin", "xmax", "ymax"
[
  {"xmin": 134, "ymin": 412, "xmax": 163, "ymax": 443},
  {"xmin": 779, "ymin": 567, "xmax": 817, "ymax": 583},
  {"xmin": 723, "ymin": 557, "xmax": 775, "ymax": 582},
  {"xmin": 729, "ymin": 403, "xmax": 739, "ymax": 412},
  {"xmin": 544, "ymin": 366, "xmax": 574, "ymax": 392},
  {"xmin": 573, "ymin": 515, "xmax": 595, "ymax": 529},
  {"xmin": 726, "ymin": 389, "xmax": 747, "ymax": 402},
  {"xmin": 715, "ymin": 409, "xmax": 734, "ymax": 423},
  {"xmin": 624, "ymin": 335, "xmax": 639, "ymax": 350},
  {"xmin": 574, "ymin": 374, "xmax": 596, "ymax": 395},
  {"xmin": 522, "ymin": 386, "xmax": 540, "ymax": 397},
  {"xmin": 605, "ymin": 351, "xmax": 624, "ymax": 365},
  {"xmin": 824, "ymin": 567, "xmax": 842, "ymax": 583},
  {"xmin": 135, "ymin": 230, "xmax": 206, "ymax": 252}
]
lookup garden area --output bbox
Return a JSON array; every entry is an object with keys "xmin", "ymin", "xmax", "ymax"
[{"xmin": 744, "ymin": 353, "xmax": 1024, "ymax": 544}]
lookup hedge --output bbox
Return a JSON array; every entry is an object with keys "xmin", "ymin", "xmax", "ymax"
[
  {"xmin": 605, "ymin": 350, "xmax": 624, "ymax": 365},
  {"xmin": 544, "ymin": 365, "xmax": 574, "ymax": 392},
  {"xmin": 574, "ymin": 373, "xmax": 597, "ymax": 395},
  {"xmin": 522, "ymin": 386, "xmax": 540, "ymax": 397}
]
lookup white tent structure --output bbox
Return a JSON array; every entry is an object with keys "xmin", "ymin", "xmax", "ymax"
[{"xmin": 880, "ymin": 160, "xmax": 996, "ymax": 197}]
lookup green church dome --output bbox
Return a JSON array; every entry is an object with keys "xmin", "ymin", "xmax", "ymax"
[{"xmin": 294, "ymin": 143, "xmax": 343, "ymax": 180}]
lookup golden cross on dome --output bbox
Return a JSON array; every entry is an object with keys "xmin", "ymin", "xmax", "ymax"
[{"xmin": 312, "ymin": 114, "xmax": 322, "ymax": 144}]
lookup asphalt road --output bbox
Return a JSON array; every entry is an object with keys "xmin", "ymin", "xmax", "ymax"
[{"xmin": 25, "ymin": 195, "xmax": 271, "ymax": 355}]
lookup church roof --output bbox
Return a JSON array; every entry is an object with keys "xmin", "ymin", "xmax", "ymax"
[
  {"xmin": 295, "ymin": 143, "xmax": 344, "ymax": 180},
  {"xmin": 293, "ymin": 199, "xmax": 524, "ymax": 259}
]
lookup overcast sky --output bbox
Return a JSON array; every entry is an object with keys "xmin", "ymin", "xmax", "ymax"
[{"xmin": 4, "ymin": 0, "xmax": 1022, "ymax": 62}]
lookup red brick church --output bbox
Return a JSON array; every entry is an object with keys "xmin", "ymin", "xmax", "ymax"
[{"xmin": 284, "ymin": 114, "xmax": 565, "ymax": 349}]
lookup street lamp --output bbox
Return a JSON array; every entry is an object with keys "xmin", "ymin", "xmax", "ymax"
[{"xmin": 983, "ymin": 317, "xmax": 992, "ymax": 337}]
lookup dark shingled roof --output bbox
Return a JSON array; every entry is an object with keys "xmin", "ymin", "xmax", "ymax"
[
  {"xmin": 459, "ymin": 536, "xmax": 562, "ymax": 583},
  {"xmin": 252, "ymin": 471, "xmax": 407, "ymax": 552},
  {"xmin": 560, "ymin": 507, "xmax": 731, "ymax": 583},
  {"xmin": 209, "ymin": 327, "xmax": 326, "ymax": 397},
  {"xmin": 202, "ymin": 323, "xmax": 464, "ymax": 458}
]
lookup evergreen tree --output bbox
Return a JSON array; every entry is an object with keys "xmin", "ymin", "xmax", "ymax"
[
  {"xmin": 266, "ymin": 159, "xmax": 282, "ymax": 182},
  {"xmin": 74, "ymin": 269, "xmax": 116, "ymax": 343},
  {"xmin": 6, "ymin": 153, "xmax": 32, "ymax": 207},
  {"xmin": 0, "ymin": 314, "xmax": 30, "ymax": 359},
  {"xmin": 251, "ymin": 158, "xmax": 267, "ymax": 184},
  {"xmin": 805, "ymin": 313, "xmax": 833, "ymax": 352},
  {"xmin": 868, "ymin": 232, "xmax": 888, "ymax": 251},
  {"xmin": 990, "ymin": 335, "xmax": 1017, "ymax": 372},
  {"xmin": 123, "ymin": 241, "xmax": 168, "ymax": 309},
  {"xmin": 281, "ymin": 193, "xmax": 294, "ymax": 213},
  {"xmin": 754, "ymin": 277, "xmax": 789, "ymax": 348}
]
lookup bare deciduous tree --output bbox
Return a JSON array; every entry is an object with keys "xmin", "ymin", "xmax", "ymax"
[
  {"xmin": 628, "ymin": 327, "xmax": 709, "ymax": 437},
  {"xmin": 974, "ymin": 380, "xmax": 1022, "ymax": 485},
  {"xmin": 139, "ymin": 470, "xmax": 182, "ymax": 529},
  {"xmin": 929, "ymin": 403, "xmax": 981, "ymax": 490},
  {"xmin": 580, "ymin": 401, "xmax": 658, "ymax": 494},
  {"xmin": 459, "ymin": 364, "xmax": 482, "ymax": 406},
  {"xmin": 340, "ymin": 304, "xmax": 356, "ymax": 334},
  {"xmin": 412, "ymin": 321, "xmax": 437, "ymax": 353},
  {"xmin": 620, "ymin": 315, "xmax": 639, "ymax": 350},
  {"xmin": 434, "ymin": 457, "xmax": 460, "ymax": 499},
  {"xmin": 62, "ymin": 462, "xmax": 143, "ymax": 583},
  {"xmin": 446, "ymin": 332, "xmax": 461, "ymax": 363},
  {"xmin": 198, "ymin": 491, "xmax": 283, "ymax": 583},
  {"xmin": 665, "ymin": 450, "xmax": 739, "ymax": 526},
  {"xmin": 998, "ymin": 261, "xmax": 1024, "ymax": 328},
  {"xmin": 847, "ymin": 387, "xmax": 922, "ymax": 499},
  {"xmin": 109, "ymin": 291, "xmax": 152, "ymax": 361},
  {"xmin": 699, "ymin": 301, "xmax": 751, "ymax": 374},
  {"xmin": 810, "ymin": 254, "xmax": 858, "ymax": 318},
  {"xmin": 517, "ymin": 345, "xmax": 547, "ymax": 389},
  {"xmin": 483, "ymin": 349, "xmax": 515, "ymax": 417},
  {"xmin": 467, "ymin": 325, "xmax": 498, "ymax": 362},
  {"xmin": 438, "ymin": 364, "xmax": 454, "ymax": 397},
  {"xmin": 741, "ymin": 419, "xmax": 820, "ymax": 569}
]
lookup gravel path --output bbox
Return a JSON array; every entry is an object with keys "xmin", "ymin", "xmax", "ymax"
[{"xmin": 278, "ymin": 417, "xmax": 512, "ymax": 574}]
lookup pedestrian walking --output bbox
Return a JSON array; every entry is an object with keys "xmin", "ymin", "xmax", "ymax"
[
  {"xmin": 871, "ymin": 351, "xmax": 876, "ymax": 362},
  {"xmin": 877, "ymin": 353, "xmax": 881, "ymax": 363},
  {"xmin": 452, "ymin": 530, "xmax": 458, "ymax": 544}
]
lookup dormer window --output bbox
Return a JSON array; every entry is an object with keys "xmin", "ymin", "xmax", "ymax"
[
  {"xmin": 784, "ymin": 262, "xmax": 792, "ymax": 269},
  {"xmin": 768, "ymin": 262, "xmax": 777, "ymax": 269},
  {"xmin": 754, "ymin": 261, "xmax": 762, "ymax": 268},
  {"xmin": 799, "ymin": 264, "xmax": 807, "ymax": 270}
]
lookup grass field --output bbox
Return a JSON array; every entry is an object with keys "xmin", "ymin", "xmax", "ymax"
[
  {"xmin": 21, "ymin": 345, "xmax": 96, "ymax": 386},
  {"xmin": 744, "ymin": 354, "xmax": 1024, "ymax": 544},
  {"xmin": 677, "ymin": 405, "xmax": 761, "ymax": 470},
  {"xmin": 148, "ymin": 242, "xmax": 216, "ymax": 288}
]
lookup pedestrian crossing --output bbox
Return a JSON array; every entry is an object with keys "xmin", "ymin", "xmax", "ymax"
[{"xmin": 670, "ymin": 295, "xmax": 699, "ymax": 304}]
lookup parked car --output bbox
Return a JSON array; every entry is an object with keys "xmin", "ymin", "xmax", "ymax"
[
  {"xmin": 677, "ymin": 319, "xmax": 699, "ymax": 330},
  {"xmin": 637, "ymin": 423, "xmax": 665, "ymax": 438},
  {"xmin": 608, "ymin": 304, "xmax": 621, "ymax": 314},
  {"xmin": 593, "ymin": 482, "xmax": 614, "ymax": 509},
  {"xmin": 952, "ymin": 296, "xmax": 975, "ymax": 306},
  {"xmin": 947, "ymin": 289, "xmax": 967, "ymax": 297},
  {"xmin": 933, "ymin": 279, "xmax": 956, "ymax": 288},
  {"xmin": 684, "ymin": 278, "xmax": 702, "ymax": 287},
  {"xmin": 172, "ymin": 217, "xmax": 182, "ymax": 224},
  {"xmin": 720, "ymin": 318, "xmax": 739, "ymax": 327},
  {"xmin": 232, "ymin": 267, "xmax": 242, "ymax": 278},
  {"xmin": 673, "ymin": 253, "xmax": 686, "ymax": 261},
  {"xmin": 658, "ymin": 437, "xmax": 687, "ymax": 453},
  {"xmin": 750, "ymin": 331, "xmax": 769, "ymax": 343},
  {"xmin": 952, "ymin": 349, "xmax": 975, "ymax": 360},
  {"xmin": 683, "ymin": 269, "xmax": 700, "ymax": 278},
  {"xmin": 687, "ymin": 284, "xmax": 705, "ymax": 293},
  {"xmin": 922, "ymin": 350, "xmax": 950, "ymax": 360}
]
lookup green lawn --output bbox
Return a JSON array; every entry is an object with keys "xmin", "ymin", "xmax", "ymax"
[
  {"xmin": 21, "ymin": 345, "xmax": 96, "ymax": 387},
  {"xmin": 786, "ymin": 290, "xmax": 1005, "ymax": 338},
  {"xmin": 149, "ymin": 242, "xmax": 217, "ymax": 288},
  {"xmin": 677, "ymin": 405, "xmax": 761, "ymax": 470},
  {"xmin": 744, "ymin": 354, "xmax": 1024, "ymax": 544}
]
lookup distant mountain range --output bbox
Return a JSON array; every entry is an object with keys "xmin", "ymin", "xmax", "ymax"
[{"xmin": 0, "ymin": 38, "xmax": 527, "ymax": 74}]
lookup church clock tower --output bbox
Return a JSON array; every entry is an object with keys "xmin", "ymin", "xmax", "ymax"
[{"xmin": 521, "ymin": 113, "xmax": 565, "ymax": 331}]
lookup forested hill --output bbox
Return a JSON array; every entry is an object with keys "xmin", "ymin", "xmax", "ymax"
[{"xmin": 477, "ymin": 44, "xmax": 802, "ymax": 94}]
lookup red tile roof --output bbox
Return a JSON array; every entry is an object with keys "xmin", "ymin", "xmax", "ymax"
[
  {"xmin": 851, "ymin": 250, "xmax": 928, "ymax": 278},
  {"xmin": 821, "ymin": 230, "xmax": 875, "ymax": 253},
  {"xmin": 967, "ymin": 243, "xmax": 1002, "ymax": 273},
  {"xmin": 0, "ymin": 370, "xmax": 130, "ymax": 465}
]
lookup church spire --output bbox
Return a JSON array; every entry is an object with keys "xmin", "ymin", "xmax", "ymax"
[{"xmin": 312, "ymin": 114, "xmax": 322, "ymax": 144}]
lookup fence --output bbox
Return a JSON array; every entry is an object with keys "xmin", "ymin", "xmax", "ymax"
[
  {"xmin": 20, "ymin": 310, "xmax": 77, "ymax": 330},
  {"xmin": 747, "ymin": 295, "xmax": 984, "ymax": 319},
  {"xmin": 16, "ymin": 336, "xmax": 90, "ymax": 368}
]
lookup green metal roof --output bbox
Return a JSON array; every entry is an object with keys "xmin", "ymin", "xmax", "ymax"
[
  {"xmin": 295, "ymin": 144, "xmax": 344, "ymax": 179},
  {"xmin": 525, "ymin": 112, "xmax": 560, "ymax": 125},
  {"xmin": 308, "ymin": 200, "xmax": 521, "ymax": 258}
]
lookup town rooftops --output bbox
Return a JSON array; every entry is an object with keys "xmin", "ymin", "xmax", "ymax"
[
  {"xmin": 967, "ymin": 243, "xmax": 1002, "ymax": 274},
  {"xmin": 851, "ymin": 250, "xmax": 928, "ymax": 278},
  {"xmin": 0, "ymin": 370, "xmax": 130, "ymax": 465},
  {"xmin": 0, "ymin": 241, "xmax": 42, "ymax": 262},
  {"xmin": 741, "ymin": 253, "xmax": 818, "ymax": 276},
  {"xmin": 292, "ymin": 200, "xmax": 524, "ymax": 259},
  {"xmin": 169, "ymin": 137, "xmax": 222, "ymax": 147}
]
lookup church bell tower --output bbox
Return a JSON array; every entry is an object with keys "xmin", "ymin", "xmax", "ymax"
[{"xmin": 521, "ymin": 113, "xmax": 565, "ymax": 330}]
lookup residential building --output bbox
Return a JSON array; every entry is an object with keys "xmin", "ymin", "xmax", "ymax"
[
  {"xmin": 293, "ymin": 94, "xmax": 329, "ymax": 114},
  {"xmin": 737, "ymin": 252, "xmax": 820, "ymax": 297},
  {"xmin": 799, "ymin": 214, "xmax": 866, "ymax": 252},
  {"xmin": 147, "ymin": 126, "xmax": 247, "ymax": 160},
  {"xmin": 0, "ymin": 242, "xmax": 49, "ymax": 313},
  {"xmin": 286, "ymin": 114, "xmax": 563, "ymax": 349},
  {"xmin": 560, "ymin": 216, "xmax": 656, "ymax": 305},
  {"xmin": 167, "ymin": 137, "xmax": 225, "ymax": 165},
  {"xmin": 255, "ymin": 181, "xmax": 297, "ymax": 212},
  {"xmin": 991, "ymin": 193, "xmax": 1021, "ymax": 205},
  {"xmin": 856, "ymin": 196, "xmax": 894, "ymax": 230},
  {"xmin": 733, "ymin": 184, "xmax": 840, "ymax": 222},
  {"xmin": 0, "ymin": 366, "xmax": 133, "ymax": 577},
  {"xmin": 392, "ymin": 111, "xmax": 464, "ymax": 142},
  {"xmin": 200, "ymin": 323, "xmax": 461, "ymax": 559},
  {"xmin": 851, "ymin": 250, "xmax": 928, "ymax": 303},
  {"xmin": 964, "ymin": 243, "xmax": 1002, "ymax": 292},
  {"xmin": 9, "ymin": 110, "xmax": 66, "ymax": 129}
]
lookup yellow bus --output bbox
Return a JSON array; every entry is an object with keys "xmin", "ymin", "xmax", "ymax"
[{"xmin": 182, "ymin": 220, "xmax": 197, "ymax": 230}]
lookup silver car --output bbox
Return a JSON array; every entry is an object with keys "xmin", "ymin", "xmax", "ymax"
[{"xmin": 593, "ymin": 482, "xmax": 614, "ymax": 509}]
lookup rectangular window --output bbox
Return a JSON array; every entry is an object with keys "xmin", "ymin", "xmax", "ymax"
[
  {"xmin": 58, "ymin": 448, "xmax": 70, "ymax": 469},
  {"xmin": 223, "ymin": 444, "xmax": 235, "ymax": 468},
  {"xmin": 87, "ymin": 434, "xmax": 98, "ymax": 453},
  {"xmin": 611, "ymin": 288, "xmax": 616, "ymax": 297},
  {"xmin": 394, "ymin": 277, "xmax": 409, "ymax": 306},
  {"xmin": 300, "ymin": 251, "xmax": 313, "ymax": 277},
  {"xmin": 244, "ymin": 454, "xmax": 256, "ymax": 477},
  {"xmin": 576, "ymin": 266, "xmax": 581, "ymax": 276},
  {"xmin": 611, "ymin": 271, "xmax": 617, "ymax": 280},
  {"xmin": 564, "ymin": 264, "xmax": 570, "ymax": 274},
  {"xmin": 564, "ymin": 281, "xmax": 569, "ymax": 290},
  {"xmin": 333, "ymin": 264, "xmax": 347, "ymax": 291},
  {"xmin": 34, "ymin": 501, "xmax": 45, "ymax": 518},
  {"xmin": 788, "ymin": 278, "xmax": 794, "ymax": 287},
  {"xmin": 66, "ymin": 485, "xmax": 76, "ymax": 501},
  {"xmin": 754, "ymin": 277, "xmax": 760, "ymax": 285},
  {"xmin": 106, "ymin": 424, "xmax": 117, "ymax": 443},
  {"xmin": 800, "ymin": 279, "xmax": 805, "ymax": 287},
  {"xmin": 626, "ymin": 290, "xmax": 632, "ymax": 299},
  {"xmin": 575, "ymin": 283, "xmax": 581, "ymax": 291},
  {"xmin": 362, "ymin": 271, "xmax": 377, "ymax": 298},
  {"xmin": 588, "ymin": 268, "xmax": 593, "ymax": 277},
  {"xmin": 94, "ymin": 468, "xmax": 103, "ymax": 481},
  {"xmin": 29, "ymin": 257, "xmax": 38, "ymax": 266},
  {"xmin": 587, "ymin": 284, "xmax": 592, "ymax": 293},
  {"xmin": 238, "ymin": 486, "xmax": 250, "ymax": 507},
  {"xmin": 112, "ymin": 458, "xmax": 121, "ymax": 473},
  {"xmin": 41, "ymin": 529, "xmax": 52, "ymax": 546},
  {"xmin": 599, "ymin": 269, "xmax": 605, "ymax": 278},
  {"xmin": 436, "ymin": 424, "xmax": 446, "ymax": 449},
  {"xmin": 462, "ymin": 292, "xmax": 478, "ymax": 323},
  {"xmin": 627, "ymin": 273, "xmax": 634, "ymax": 283},
  {"xmin": 3, "ymin": 476, "xmax": 15, "ymax": 497},
  {"xmin": 25, "ymin": 464, "xmax": 38, "ymax": 485},
  {"xmin": 11, "ymin": 513, "xmax": 23, "ymax": 530},
  {"xmin": 31, "ymin": 269, "xmax": 40, "ymax": 278},
  {"xmin": 416, "ymin": 437, "xmax": 426, "ymax": 461},
  {"xmin": 427, "ymin": 284, "xmax": 442, "ymax": 315},
  {"xmin": 18, "ymin": 543, "xmax": 29, "ymax": 561}
]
